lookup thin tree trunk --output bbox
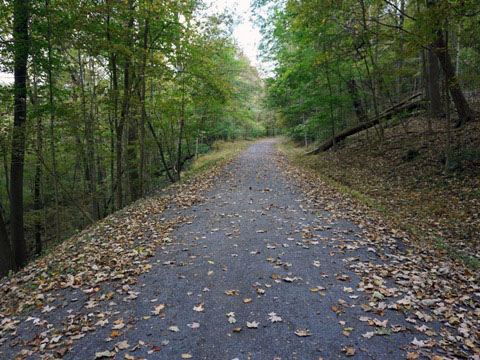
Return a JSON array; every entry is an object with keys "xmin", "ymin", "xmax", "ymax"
[
  {"xmin": 396, "ymin": 0, "xmax": 405, "ymax": 99},
  {"xmin": 302, "ymin": 113, "xmax": 307, "ymax": 147},
  {"xmin": 106, "ymin": 0, "xmax": 120, "ymax": 210},
  {"xmin": 427, "ymin": 49, "xmax": 441, "ymax": 117},
  {"xmin": 108, "ymin": 106, "xmax": 115, "ymax": 213},
  {"xmin": 138, "ymin": 0, "xmax": 152, "ymax": 198},
  {"xmin": 127, "ymin": 108, "xmax": 139, "ymax": 201},
  {"xmin": 455, "ymin": 24, "xmax": 461, "ymax": 78},
  {"xmin": 147, "ymin": 120, "xmax": 175, "ymax": 183},
  {"xmin": 79, "ymin": 53, "xmax": 99, "ymax": 220},
  {"xmin": 117, "ymin": 0, "xmax": 135, "ymax": 207},
  {"xmin": 176, "ymin": 71, "xmax": 186, "ymax": 180},
  {"xmin": 46, "ymin": 0, "xmax": 60, "ymax": 242},
  {"xmin": 358, "ymin": 0, "xmax": 383, "ymax": 140},
  {"xmin": 32, "ymin": 63, "xmax": 43, "ymax": 255},
  {"xmin": 444, "ymin": 57, "xmax": 452, "ymax": 171},
  {"xmin": 347, "ymin": 79, "xmax": 368, "ymax": 123},
  {"xmin": 325, "ymin": 58, "xmax": 335, "ymax": 148},
  {"xmin": 89, "ymin": 58, "xmax": 100, "ymax": 219}
]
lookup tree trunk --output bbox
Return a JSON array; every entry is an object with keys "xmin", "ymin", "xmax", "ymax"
[
  {"xmin": 346, "ymin": 79, "xmax": 368, "ymax": 123},
  {"xmin": 10, "ymin": 0, "xmax": 29, "ymax": 269},
  {"xmin": 396, "ymin": 0, "xmax": 405, "ymax": 99},
  {"xmin": 32, "ymin": 64, "xmax": 43, "ymax": 255},
  {"xmin": 427, "ymin": 0, "xmax": 473, "ymax": 127},
  {"xmin": 432, "ymin": 31, "xmax": 473, "ymax": 127},
  {"xmin": 79, "ymin": 53, "xmax": 99, "ymax": 220},
  {"xmin": 427, "ymin": 49, "xmax": 441, "ymax": 117},
  {"xmin": 0, "ymin": 204, "xmax": 14, "ymax": 277},
  {"xmin": 89, "ymin": 58, "xmax": 100, "ymax": 219},
  {"xmin": 106, "ymin": 0, "xmax": 119, "ymax": 210},
  {"xmin": 117, "ymin": 0, "xmax": 134, "ymax": 207},
  {"xmin": 138, "ymin": 0, "xmax": 152, "ymax": 198},
  {"xmin": 176, "ymin": 73, "xmax": 186, "ymax": 180},
  {"xmin": 46, "ymin": 0, "xmax": 60, "ymax": 242},
  {"xmin": 127, "ymin": 110, "xmax": 139, "ymax": 201}
]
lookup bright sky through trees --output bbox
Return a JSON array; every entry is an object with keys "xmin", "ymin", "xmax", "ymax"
[
  {"xmin": 0, "ymin": 1, "xmax": 263, "ymax": 84},
  {"xmin": 205, "ymin": 0, "xmax": 262, "ymax": 68}
]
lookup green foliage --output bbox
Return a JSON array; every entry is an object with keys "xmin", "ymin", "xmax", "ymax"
[
  {"xmin": 255, "ymin": 0, "xmax": 480, "ymax": 144},
  {"xmin": 0, "ymin": 0, "xmax": 267, "ymax": 261}
]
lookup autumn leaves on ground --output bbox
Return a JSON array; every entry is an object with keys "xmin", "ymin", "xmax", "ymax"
[{"xmin": 0, "ymin": 139, "xmax": 478, "ymax": 359}]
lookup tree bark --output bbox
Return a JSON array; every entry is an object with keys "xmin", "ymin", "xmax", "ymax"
[
  {"xmin": 32, "ymin": 64, "xmax": 43, "ymax": 255},
  {"xmin": 0, "ymin": 204, "xmax": 14, "ymax": 277},
  {"xmin": 346, "ymin": 79, "xmax": 368, "ymax": 123},
  {"xmin": 79, "ymin": 53, "xmax": 99, "ymax": 220},
  {"xmin": 432, "ymin": 31, "xmax": 473, "ymax": 127},
  {"xmin": 46, "ymin": 0, "xmax": 60, "ymax": 242},
  {"xmin": 426, "ymin": 0, "xmax": 473, "ymax": 127},
  {"xmin": 138, "ymin": 0, "xmax": 152, "ymax": 198},
  {"xmin": 127, "ymin": 109, "xmax": 139, "ymax": 201},
  {"xmin": 10, "ymin": 0, "xmax": 29, "ymax": 269},
  {"xmin": 106, "ymin": 0, "xmax": 119, "ymax": 210},
  {"xmin": 427, "ymin": 49, "xmax": 441, "ymax": 117},
  {"xmin": 117, "ymin": 0, "xmax": 135, "ymax": 207}
]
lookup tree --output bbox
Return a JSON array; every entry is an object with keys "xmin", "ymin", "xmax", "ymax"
[
  {"xmin": 10, "ymin": 0, "xmax": 29, "ymax": 269},
  {"xmin": 0, "ymin": 0, "xmax": 266, "ymax": 276}
]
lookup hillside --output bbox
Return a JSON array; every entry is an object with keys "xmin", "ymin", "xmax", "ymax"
[{"xmin": 285, "ymin": 115, "xmax": 480, "ymax": 268}]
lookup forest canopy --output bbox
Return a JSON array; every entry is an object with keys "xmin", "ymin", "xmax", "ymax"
[{"xmin": 254, "ymin": 0, "xmax": 479, "ymax": 145}]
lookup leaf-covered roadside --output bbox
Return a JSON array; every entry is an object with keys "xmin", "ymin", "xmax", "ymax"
[
  {"xmin": 0, "ymin": 144, "xmax": 243, "ymax": 357},
  {"xmin": 278, "ymin": 144, "xmax": 480, "ymax": 358},
  {"xmin": 285, "ymin": 117, "xmax": 480, "ymax": 268}
]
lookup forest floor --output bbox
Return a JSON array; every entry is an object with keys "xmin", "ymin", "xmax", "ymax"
[
  {"xmin": 289, "ymin": 116, "xmax": 480, "ymax": 270},
  {"xmin": 0, "ymin": 138, "xmax": 478, "ymax": 359}
]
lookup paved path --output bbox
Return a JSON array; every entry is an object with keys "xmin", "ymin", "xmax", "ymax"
[{"xmin": 1, "ymin": 139, "xmax": 445, "ymax": 359}]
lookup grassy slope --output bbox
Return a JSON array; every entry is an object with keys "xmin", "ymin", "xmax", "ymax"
[
  {"xmin": 184, "ymin": 139, "xmax": 256, "ymax": 178},
  {"xmin": 280, "ymin": 117, "xmax": 480, "ymax": 269}
]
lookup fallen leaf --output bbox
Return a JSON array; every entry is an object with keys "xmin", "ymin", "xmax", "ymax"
[
  {"xmin": 152, "ymin": 304, "xmax": 165, "ymax": 315},
  {"xmin": 294, "ymin": 329, "xmax": 311, "ymax": 337},
  {"xmin": 224, "ymin": 290, "xmax": 239, "ymax": 296},
  {"xmin": 343, "ymin": 345, "xmax": 355, "ymax": 356},
  {"xmin": 268, "ymin": 312, "xmax": 282, "ymax": 322},
  {"xmin": 115, "ymin": 341, "xmax": 130, "ymax": 350},
  {"xmin": 247, "ymin": 321, "xmax": 259, "ymax": 328},
  {"xmin": 193, "ymin": 303, "xmax": 204, "ymax": 312},
  {"xmin": 95, "ymin": 351, "xmax": 115, "ymax": 359},
  {"xmin": 362, "ymin": 331, "xmax": 375, "ymax": 339},
  {"xmin": 168, "ymin": 326, "xmax": 180, "ymax": 332}
]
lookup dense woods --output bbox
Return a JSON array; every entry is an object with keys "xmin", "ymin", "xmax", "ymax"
[
  {"xmin": 0, "ymin": 0, "xmax": 267, "ymax": 276},
  {"xmin": 255, "ymin": 0, "xmax": 479, "ymax": 264},
  {"xmin": 255, "ymin": 0, "xmax": 478, "ymax": 147}
]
